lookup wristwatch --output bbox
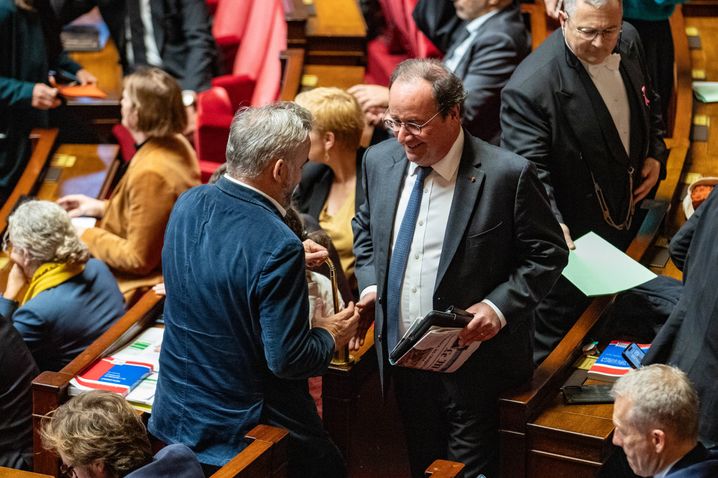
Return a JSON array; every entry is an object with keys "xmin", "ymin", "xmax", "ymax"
[{"xmin": 182, "ymin": 91, "xmax": 196, "ymax": 108}]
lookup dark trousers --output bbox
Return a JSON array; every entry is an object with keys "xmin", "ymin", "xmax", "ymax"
[
  {"xmin": 533, "ymin": 276, "xmax": 591, "ymax": 365},
  {"xmin": 624, "ymin": 18, "xmax": 674, "ymax": 124},
  {"xmin": 393, "ymin": 365, "xmax": 502, "ymax": 478}
]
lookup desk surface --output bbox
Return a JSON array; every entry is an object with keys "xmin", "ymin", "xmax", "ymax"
[
  {"xmin": 302, "ymin": 65, "xmax": 365, "ymax": 91},
  {"xmin": 0, "ymin": 467, "xmax": 53, "ymax": 478}
]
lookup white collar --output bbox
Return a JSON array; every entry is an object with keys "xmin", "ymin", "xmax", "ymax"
[
  {"xmin": 408, "ymin": 128, "xmax": 464, "ymax": 181},
  {"xmin": 465, "ymin": 9, "xmax": 501, "ymax": 35},
  {"xmin": 223, "ymin": 173, "xmax": 287, "ymax": 217}
]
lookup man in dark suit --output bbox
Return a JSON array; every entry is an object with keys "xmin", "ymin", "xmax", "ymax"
[
  {"xmin": 349, "ymin": 0, "xmax": 529, "ymax": 144},
  {"xmin": 644, "ymin": 188, "xmax": 718, "ymax": 448},
  {"xmin": 500, "ymin": 0, "xmax": 668, "ymax": 364},
  {"xmin": 58, "ymin": 0, "xmax": 216, "ymax": 95},
  {"xmin": 351, "ymin": 59, "xmax": 568, "ymax": 477},
  {"xmin": 612, "ymin": 364, "xmax": 718, "ymax": 477},
  {"xmin": 149, "ymin": 103, "xmax": 359, "ymax": 477}
]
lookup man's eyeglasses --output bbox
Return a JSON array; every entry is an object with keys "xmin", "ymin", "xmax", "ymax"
[
  {"xmin": 383, "ymin": 110, "xmax": 441, "ymax": 136},
  {"xmin": 565, "ymin": 13, "xmax": 621, "ymax": 41}
]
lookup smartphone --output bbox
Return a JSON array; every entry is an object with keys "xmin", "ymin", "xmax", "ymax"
[
  {"xmin": 561, "ymin": 385, "xmax": 614, "ymax": 404},
  {"xmin": 622, "ymin": 342, "xmax": 646, "ymax": 369}
]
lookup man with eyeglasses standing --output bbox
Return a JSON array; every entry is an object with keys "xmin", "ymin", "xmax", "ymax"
[
  {"xmin": 500, "ymin": 0, "xmax": 668, "ymax": 365},
  {"xmin": 352, "ymin": 58, "xmax": 568, "ymax": 477}
]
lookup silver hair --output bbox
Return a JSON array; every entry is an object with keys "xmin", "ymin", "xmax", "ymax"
[
  {"xmin": 5, "ymin": 200, "xmax": 90, "ymax": 265},
  {"xmin": 563, "ymin": 0, "xmax": 622, "ymax": 16},
  {"xmin": 225, "ymin": 102, "xmax": 312, "ymax": 179},
  {"xmin": 611, "ymin": 364, "xmax": 699, "ymax": 441}
]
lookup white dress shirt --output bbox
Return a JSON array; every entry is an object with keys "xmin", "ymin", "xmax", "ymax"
[
  {"xmin": 580, "ymin": 53, "xmax": 631, "ymax": 155},
  {"xmin": 223, "ymin": 174, "xmax": 287, "ymax": 217},
  {"xmin": 444, "ymin": 10, "xmax": 500, "ymax": 72},
  {"xmin": 371, "ymin": 130, "xmax": 507, "ymax": 336}
]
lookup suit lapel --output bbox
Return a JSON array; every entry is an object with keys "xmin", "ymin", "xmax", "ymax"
[
  {"xmin": 435, "ymin": 135, "xmax": 485, "ymax": 289},
  {"xmin": 374, "ymin": 149, "xmax": 409, "ymax": 295},
  {"xmin": 150, "ymin": 0, "xmax": 165, "ymax": 53},
  {"xmin": 619, "ymin": 37, "xmax": 650, "ymax": 164}
]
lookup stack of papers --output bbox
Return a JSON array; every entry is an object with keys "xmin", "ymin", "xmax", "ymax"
[{"xmin": 692, "ymin": 82, "xmax": 718, "ymax": 103}]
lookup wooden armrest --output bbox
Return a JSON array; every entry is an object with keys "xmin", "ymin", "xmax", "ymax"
[
  {"xmin": 279, "ymin": 49, "xmax": 305, "ymax": 101},
  {"xmin": 424, "ymin": 459, "xmax": 465, "ymax": 477},
  {"xmin": 210, "ymin": 425, "xmax": 289, "ymax": 478},
  {"xmin": 0, "ymin": 128, "xmax": 58, "ymax": 231}
]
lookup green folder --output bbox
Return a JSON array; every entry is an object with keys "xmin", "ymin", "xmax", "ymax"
[{"xmin": 561, "ymin": 231, "xmax": 656, "ymax": 296}]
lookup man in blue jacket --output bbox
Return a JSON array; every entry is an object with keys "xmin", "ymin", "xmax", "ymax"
[{"xmin": 150, "ymin": 103, "xmax": 359, "ymax": 478}]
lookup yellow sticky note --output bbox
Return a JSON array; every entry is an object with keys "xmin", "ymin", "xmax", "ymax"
[
  {"xmin": 692, "ymin": 69, "xmax": 706, "ymax": 80},
  {"xmin": 693, "ymin": 115, "xmax": 709, "ymax": 126},
  {"xmin": 301, "ymin": 75, "xmax": 319, "ymax": 88},
  {"xmin": 685, "ymin": 172, "xmax": 703, "ymax": 184},
  {"xmin": 302, "ymin": 0, "xmax": 313, "ymax": 4},
  {"xmin": 52, "ymin": 154, "xmax": 77, "ymax": 168},
  {"xmin": 686, "ymin": 26, "xmax": 699, "ymax": 37}
]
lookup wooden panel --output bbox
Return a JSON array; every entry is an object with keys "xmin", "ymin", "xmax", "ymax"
[
  {"xmin": 301, "ymin": 65, "xmax": 365, "ymax": 91},
  {"xmin": 304, "ymin": 0, "xmax": 366, "ymax": 65},
  {"xmin": 528, "ymin": 450, "xmax": 603, "ymax": 478},
  {"xmin": 0, "ymin": 468, "xmax": 53, "ymax": 478},
  {"xmin": 0, "ymin": 129, "xmax": 58, "ymax": 231},
  {"xmin": 424, "ymin": 459, "xmax": 465, "ymax": 478}
]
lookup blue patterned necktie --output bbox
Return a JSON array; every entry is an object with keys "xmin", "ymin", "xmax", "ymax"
[{"xmin": 386, "ymin": 166, "xmax": 432, "ymax": 351}]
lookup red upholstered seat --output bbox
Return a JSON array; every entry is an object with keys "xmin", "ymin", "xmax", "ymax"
[
  {"xmin": 194, "ymin": 0, "xmax": 286, "ymax": 180},
  {"xmin": 211, "ymin": 0, "xmax": 254, "ymax": 74},
  {"xmin": 112, "ymin": 124, "xmax": 136, "ymax": 164}
]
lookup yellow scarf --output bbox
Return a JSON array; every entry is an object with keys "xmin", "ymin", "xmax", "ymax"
[{"xmin": 22, "ymin": 262, "xmax": 85, "ymax": 305}]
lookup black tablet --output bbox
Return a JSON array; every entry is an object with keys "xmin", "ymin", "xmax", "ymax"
[{"xmin": 389, "ymin": 308, "xmax": 473, "ymax": 363}]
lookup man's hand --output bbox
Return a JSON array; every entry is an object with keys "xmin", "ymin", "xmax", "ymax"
[
  {"xmin": 349, "ymin": 291, "xmax": 376, "ymax": 350},
  {"xmin": 348, "ymin": 84, "xmax": 390, "ymax": 113},
  {"xmin": 544, "ymin": 0, "xmax": 561, "ymax": 19},
  {"xmin": 458, "ymin": 302, "xmax": 502, "ymax": 346},
  {"xmin": 559, "ymin": 223, "xmax": 575, "ymax": 250},
  {"xmin": 57, "ymin": 194, "xmax": 106, "ymax": 218},
  {"xmin": 303, "ymin": 238, "xmax": 328, "ymax": 270},
  {"xmin": 633, "ymin": 157, "xmax": 661, "ymax": 206},
  {"xmin": 313, "ymin": 302, "xmax": 360, "ymax": 349},
  {"xmin": 4, "ymin": 263, "xmax": 28, "ymax": 300},
  {"xmin": 75, "ymin": 69, "xmax": 98, "ymax": 85},
  {"xmin": 32, "ymin": 83, "xmax": 61, "ymax": 110}
]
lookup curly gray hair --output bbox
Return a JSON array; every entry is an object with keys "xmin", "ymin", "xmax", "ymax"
[
  {"xmin": 225, "ymin": 102, "xmax": 312, "ymax": 180},
  {"xmin": 4, "ymin": 200, "xmax": 90, "ymax": 265}
]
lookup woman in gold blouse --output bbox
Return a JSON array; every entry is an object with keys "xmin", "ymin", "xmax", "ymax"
[{"xmin": 293, "ymin": 87, "xmax": 366, "ymax": 294}]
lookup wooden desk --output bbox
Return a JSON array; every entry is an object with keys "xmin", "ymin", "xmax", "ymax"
[
  {"xmin": 0, "ymin": 468, "xmax": 53, "ymax": 478},
  {"xmin": 35, "ymin": 144, "xmax": 119, "ymax": 201},
  {"xmin": 301, "ymin": 65, "xmax": 366, "ymax": 91},
  {"xmin": 304, "ymin": 0, "xmax": 366, "ymax": 65},
  {"xmin": 65, "ymin": 9, "xmax": 122, "ymax": 143}
]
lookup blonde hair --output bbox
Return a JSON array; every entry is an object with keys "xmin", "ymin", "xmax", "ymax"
[
  {"xmin": 41, "ymin": 391, "xmax": 152, "ymax": 477},
  {"xmin": 5, "ymin": 200, "xmax": 89, "ymax": 265},
  {"xmin": 123, "ymin": 67, "xmax": 187, "ymax": 137},
  {"xmin": 294, "ymin": 87, "xmax": 364, "ymax": 150}
]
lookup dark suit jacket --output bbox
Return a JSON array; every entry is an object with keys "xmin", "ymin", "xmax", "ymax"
[
  {"xmin": 666, "ymin": 443, "xmax": 718, "ymax": 477},
  {"xmin": 0, "ymin": 313, "xmax": 37, "ymax": 470},
  {"xmin": 150, "ymin": 178, "xmax": 336, "ymax": 466},
  {"xmin": 126, "ymin": 444, "xmax": 203, "ymax": 478},
  {"xmin": 59, "ymin": 0, "xmax": 216, "ymax": 91},
  {"xmin": 413, "ymin": 1, "xmax": 530, "ymax": 143},
  {"xmin": 352, "ymin": 132, "xmax": 568, "ymax": 389},
  {"xmin": 644, "ymin": 189, "xmax": 718, "ymax": 444},
  {"xmin": 0, "ymin": 0, "xmax": 80, "ymax": 197},
  {"xmin": 293, "ymin": 151, "xmax": 365, "ymax": 220},
  {"xmin": 501, "ymin": 25, "xmax": 668, "ymax": 249}
]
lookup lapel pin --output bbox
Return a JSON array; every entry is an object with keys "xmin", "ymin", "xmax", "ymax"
[{"xmin": 468, "ymin": 176, "xmax": 476, "ymax": 183}]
